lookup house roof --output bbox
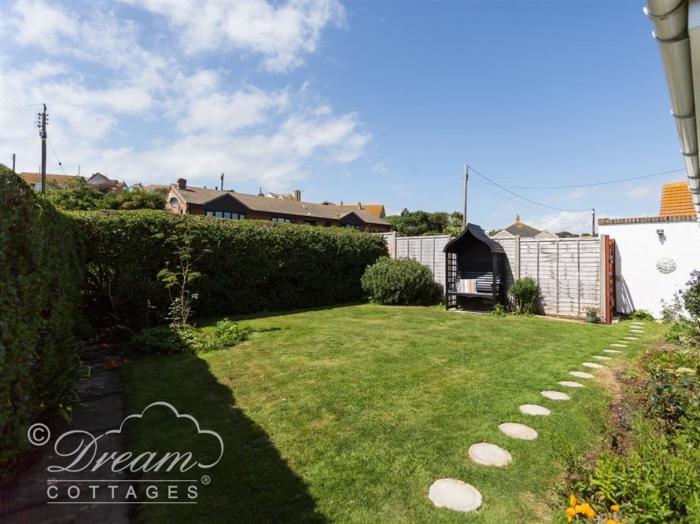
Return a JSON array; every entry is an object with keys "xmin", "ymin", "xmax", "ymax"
[
  {"xmin": 444, "ymin": 223, "xmax": 505, "ymax": 254},
  {"xmin": 19, "ymin": 172, "xmax": 83, "ymax": 186},
  {"xmin": 171, "ymin": 185, "xmax": 391, "ymax": 226},
  {"xmin": 334, "ymin": 203, "xmax": 386, "ymax": 218},
  {"xmin": 660, "ymin": 181, "xmax": 696, "ymax": 217},
  {"xmin": 501, "ymin": 214, "xmax": 542, "ymax": 237}
]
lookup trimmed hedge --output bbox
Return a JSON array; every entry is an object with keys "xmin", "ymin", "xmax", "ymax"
[
  {"xmin": 71, "ymin": 210, "xmax": 388, "ymax": 327},
  {"xmin": 0, "ymin": 166, "xmax": 83, "ymax": 469},
  {"xmin": 361, "ymin": 257, "xmax": 442, "ymax": 305}
]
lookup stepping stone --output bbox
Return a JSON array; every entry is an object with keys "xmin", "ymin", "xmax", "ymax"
[
  {"xmin": 603, "ymin": 349, "xmax": 622, "ymax": 354},
  {"xmin": 468, "ymin": 443, "xmax": 512, "ymax": 467},
  {"xmin": 611, "ymin": 343, "xmax": 627, "ymax": 348},
  {"xmin": 570, "ymin": 370, "xmax": 594, "ymax": 379},
  {"xmin": 428, "ymin": 479, "xmax": 482, "ymax": 512},
  {"xmin": 519, "ymin": 404, "xmax": 551, "ymax": 416},
  {"xmin": 558, "ymin": 380, "xmax": 585, "ymax": 388},
  {"xmin": 631, "ymin": 322, "xmax": 644, "ymax": 326},
  {"xmin": 592, "ymin": 355, "xmax": 611, "ymax": 360},
  {"xmin": 499, "ymin": 422, "xmax": 538, "ymax": 440},
  {"xmin": 541, "ymin": 390, "xmax": 570, "ymax": 401},
  {"xmin": 624, "ymin": 337, "xmax": 639, "ymax": 341},
  {"xmin": 582, "ymin": 362, "xmax": 604, "ymax": 369}
]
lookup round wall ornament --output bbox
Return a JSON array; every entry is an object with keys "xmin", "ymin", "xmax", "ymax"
[{"xmin": 656, "ymin": 257, "xmax": 677, "ymax": 274}]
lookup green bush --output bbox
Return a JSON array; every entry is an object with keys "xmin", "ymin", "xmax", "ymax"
[
  {"xmin": 46, "ymin": 180, "xmax": 165, "ymax": 211},
  {"xmin": 71, "ymin": 210, "xmax": 387, "ymax": 327},
  {"xmin": 630, "ymin": 309, "xmax": 655, "ymax": 321},
  {"xmin": 128, "ymin": 320, "xmax": 250, "ymax": 354},
  {"xmin": 360, "ymin": 257, "xmax": 441, "ymax": 305},
  {"xmin": 0, "ymin": 166, "xmax": 83, "ymax": 470},
  {"xmin": 683, "ymin": 271, "xmax": 700, "ymax": 321},
  {"xmin": 508, "ymin": 277, "xmax": 539, "ymax": 315}
]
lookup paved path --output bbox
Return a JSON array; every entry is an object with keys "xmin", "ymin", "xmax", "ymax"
[{"xmin": 0, "ymin": 350, "xmax": 129, "ymax": 524}]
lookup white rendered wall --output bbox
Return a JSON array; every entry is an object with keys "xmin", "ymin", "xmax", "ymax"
[{"xmin": 598, "ymin": 221, "xmax": 700, "ymax": 318}]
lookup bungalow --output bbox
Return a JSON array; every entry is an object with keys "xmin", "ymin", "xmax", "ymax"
[
  {"xmin": 86, "ymin": 172, "xmax": 126, "ymax": 192},
  {"xmin": 491, "ymin": 215, "xmax": 557, "ymax": 239},
  {"xmin": 166, "ymin": 179, "xmax": 392, "ymax": 232},
  {"xmin": 19, "ymin": 172, "xmax": 82, "ymax": 190}
]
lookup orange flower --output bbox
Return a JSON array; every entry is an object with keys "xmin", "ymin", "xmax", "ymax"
[
  {"xmin": 577, "ymin": 503, "xmax": 596, "ymax": 518},
  {"xmin": 606, "ymin": 520, "xmax": 620, "ymax": 524},
  {"xmin": 570, "ymin": 494, "xmax": 578, "ymax": 506},
  {"xmin": 611, "ymin": 504, "xmax": 620, "ymax": 512},
  {"xmin": 566, "ymin": 507, "xmax": 576, "ymax": 522}
]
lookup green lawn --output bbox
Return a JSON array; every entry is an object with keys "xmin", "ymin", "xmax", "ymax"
[{"xmin": 121, "ymin": 305, "xmax": 663, "ymax": 523}]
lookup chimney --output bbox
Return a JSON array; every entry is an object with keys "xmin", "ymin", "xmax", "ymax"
[
  {"xmin": 294, "ymin": 189, "xmax": 302, "ymax": 202},
  {"xmin": 177, "ymin": 178, "xmax": 187, "ymax": 190},
  {"xmin": 220, "ymin": 173, "xmax": 224, "ymax": 191}
]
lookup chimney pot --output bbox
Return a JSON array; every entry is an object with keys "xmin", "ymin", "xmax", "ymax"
[
  {"xmin": 177, "ymin": 178, "xmax": 187, "ymax": 190},
  {"xmin": 294, "ymin": 189, "xmax": 302, "ymax": 202}
]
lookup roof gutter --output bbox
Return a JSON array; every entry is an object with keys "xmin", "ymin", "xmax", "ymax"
[{"xmin": 645, "ymin": 0, "xmax": 700, "ymax": 219}]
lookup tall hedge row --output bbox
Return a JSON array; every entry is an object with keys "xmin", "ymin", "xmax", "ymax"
[
  {"xmin": 71, "ymin": 210, "xmax": 388, "ymax": 327},
  {"xmin": 0, "ymin": 166, "xmax": 83, "ymax": 467}
]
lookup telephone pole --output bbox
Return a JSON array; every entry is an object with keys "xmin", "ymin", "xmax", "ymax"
[
  {"xmin": 12, "ymin": 153, "xmax": 15, "ymax": 174},
  {"xmin": 220, "ymin": 173, "xmax": 224, "ymax": 191},
  {"xmin": 592, "ymin": 208, "xmax": 596, "ymax": 236},
  {"xmin": 37, "ymin": 104, "xmax": 48, "ymax": 193},
  {"xmin": 463, "ymin": 164, "xmax": 469, "ymax": 228}
]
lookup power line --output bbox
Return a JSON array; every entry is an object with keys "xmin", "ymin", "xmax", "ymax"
[
  {"xmin": 469, "ymin": 165, "xmax": 591, "ymax": 212},
  {"xmin": 502, "ymin": 168, "xmax": 685, "ymax": 189},
  {"xmin": 48, "ymin": 139, "xmax": 67, "ymax": 175}
]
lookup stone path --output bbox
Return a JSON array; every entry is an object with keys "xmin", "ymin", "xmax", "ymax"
[
  {"xmin": 558, "ymin": 380, "xmax": 584, "ymax": 388},
  {"xmin": 0, "ymin": 348, "xmax": 129, "ymax": 524},
  {"xmin": 498, "ymin": 423, "xmax": 537, "ymax": 440},
  {"xmin": 519, "ymin": 404, "xmax": 550, "ymax": 416},
  {"xmin": 429, "ymin": 323, "xmax": 643, "ymax": 514},
  {"xmin": 429, "ymin": 479, "xmax": 482, "ymax": 512},
  {"xmin": 468, "ymin": 443, "xmax": 512, "ymax": 467},
  {"xmin": 541, "ymin": 390, "xmax": 570, "ymax": 401},
  {"xmin": 570, "ymin": 370, "xmax": 594, "ymax": 379}
]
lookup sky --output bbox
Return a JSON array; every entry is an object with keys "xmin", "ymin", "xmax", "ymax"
[{"xmin": 0, "ymin": 0, "xmax": 687, "ymax": 232}]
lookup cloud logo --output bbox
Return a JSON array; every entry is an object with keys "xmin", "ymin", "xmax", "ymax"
[{"xmin": 104, "ymin": 401, "xmax": 224, "ymax": 469}]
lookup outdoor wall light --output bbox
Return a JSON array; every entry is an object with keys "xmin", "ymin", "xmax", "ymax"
[{"xmin": 656, "ymin": 228, "xmax": 665, "ymax": 240}]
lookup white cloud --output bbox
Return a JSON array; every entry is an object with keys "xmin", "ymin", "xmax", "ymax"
[
  {"xmin": 628, "ymin": 183, "xmax": 656, "ymax": 200},
  {"xmin": 132, "ymin": 0, "xmax": 345, "ymax": 72},
  {"xmin": 0, "ymin": 0, "xmax": 370, "ymax": 190},
  {"xmin": 11, "ymin": 0, "xmax": 78, "ymax": 50},
  {"xmin": 528, "ymin": 210, "xmax": 594, "ymax": 234}
]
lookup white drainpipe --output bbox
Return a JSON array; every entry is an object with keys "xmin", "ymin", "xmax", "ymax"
[{"xmin": 645, "ymin": 0, "xmax": 700, "ymax": 219}]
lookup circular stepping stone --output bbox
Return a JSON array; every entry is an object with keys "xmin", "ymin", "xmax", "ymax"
[
  {"xmin": 624, "ymin": 337, "xmax": 639, "ymax": 341},
  {"xmin": 603, "ymin": 349, "xmax": 622, "ymax": 354},
  {"xmin": 593, "ymin": 355, "xmax": 611, "ymax": 360},
  {"xmin": 499, "ymin": 422, "xmax": 538, "ymax": 440},
  {"xmin": 582, "ymin": 362, "xmax": 604, "ymax": 369},
  {"xmin": 468, "ymin": 443, "xmax": 512, "ymax": 467},
  {"xmin": 570, "ymin": 370, "xmax": 594, "ymax": 379},
  {"xmin": 519, "ymin": 404, "xmax": 551, "ymax": 416},
  {"xmin": 611, "ymin": 343, "xmax": 627, "ymax": 348},
  {"xmin": 428, "ymin": 479, "xmax": 482, "ymax": 512},
  {"xmin": 631, "ymin": 322, "xmax": 644, "ymax": 326},
  {"xmin": 541, "ymin": 390, "xmax": 570, "ymax": 401},
  {"xmin": 558, "ymin": 380, "xmax": 585, "ymax": 388}
]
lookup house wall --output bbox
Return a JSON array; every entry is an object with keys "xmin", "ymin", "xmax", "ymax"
[{"xmin": 598, "ymin": 220, "xmax": 700, "ymax": 318}]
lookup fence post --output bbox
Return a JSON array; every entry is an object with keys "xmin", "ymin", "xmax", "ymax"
[
  {"xmin": 556, "ymin": 240, "xmax": 560, "ymax": 315},
  {"xmin": 577, "ymin": 240, "xmax": 581, "ymax": 318}
]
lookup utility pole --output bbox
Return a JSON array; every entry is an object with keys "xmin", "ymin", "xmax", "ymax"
[
  {"xmin": 220, "ymin": 173, "xmax": 224, "ymax": 191},
  {"xmin": 12, "ymin": 153, "xmax": 15, "ymax": 174},
  {"xmin": 463, "ymin": 164, "xmax": 469, "ymax": 228},
  {"xmin": 37, "ymin": 104, "xmax": 47, "ymax": 193},
  {"xmin": 592, "ymin": 208, "xmax": 596, "ymax": 236}
]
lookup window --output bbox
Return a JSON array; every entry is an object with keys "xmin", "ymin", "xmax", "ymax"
[
  {"xmin": 344, "ymin": 224, "xmax": 359, "ymax": 229},
  {"xmin": 169, "ymin": 197, "xmax": 179, "ymax": 209},
  {"xmin": 206, "ymin": 211, "xmax": 245, "ymax": 220},
  {"xmin": 272, "ymin": 217, "xmax": 290, "ymax": 223}
]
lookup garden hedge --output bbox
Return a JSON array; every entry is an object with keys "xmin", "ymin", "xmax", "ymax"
[
  {"xmin": 71, "ymin": 210, "xmax": 388, "ymax": 327},
  {"xmin": 0, "ymin": 166, "xmax": 83, "ymax": 469}
]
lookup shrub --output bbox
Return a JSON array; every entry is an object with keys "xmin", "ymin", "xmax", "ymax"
[
  {"xmin": 128, "ymin": 320, "xmax": 250, "ymax": 355},
  {"xmin": 46, "ymin": 180, "xmax": 165, "ymax": 211},
  {"xmin": 492, "ymin": 303, "xmax": 507, "ymax": 316},
  {"xmin": 0, "ymin": 166, "xmax": 83, "ymax": 471},
  {"xmin": 508, "ymin": 277, "xmax": 539, "ymax": 315},
  {"xmin": 585, "ymin": 307, "xmax": 600, "ymax": 324},
  {"xmin": 361, "ymin": 257, "xmax": 441, "ymax": 305},
  {"xmin": 71, "ymin": 210, "xmax": 387, "ymax": 328},
  {"xmin": 683, "ymin": 271, "xmax": 700, "ymax": 321},
  {"xmin": 630, "ymin": 309, "xmax": 655, "ymax": 321}
]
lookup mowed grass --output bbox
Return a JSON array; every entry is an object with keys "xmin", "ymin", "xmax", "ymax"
[{"xmin": 121, "ymin": 305, "xmax": 663, "ymax": 523}]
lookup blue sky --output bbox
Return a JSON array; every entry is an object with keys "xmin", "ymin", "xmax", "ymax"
[{"xmin": 0, "ymin": 0, "xmax": 685, "ymax": 231}]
